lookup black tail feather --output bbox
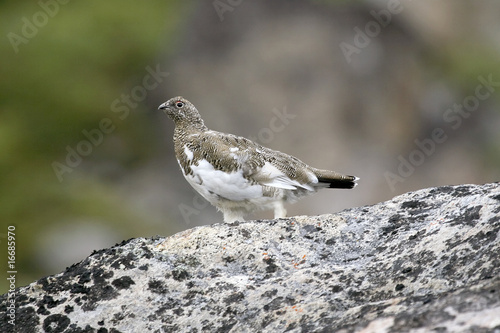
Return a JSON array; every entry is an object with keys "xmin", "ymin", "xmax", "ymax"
[{"xmin": 316, "ymin": 172, "xmax": 359, "ymax": 189}]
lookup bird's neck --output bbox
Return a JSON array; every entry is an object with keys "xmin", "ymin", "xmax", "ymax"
[
  {"xmin": 173, "ymin": 120, "xmax": 208, "ymax": 145},
  {"xmin": 175, "ymin": 117, "xmax": 208, "ymax": 132}
]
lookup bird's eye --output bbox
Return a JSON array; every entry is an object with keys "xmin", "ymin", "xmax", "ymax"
[{"xmin": 175, "ymin": 101, "xmax": 184, "ymax": 108}]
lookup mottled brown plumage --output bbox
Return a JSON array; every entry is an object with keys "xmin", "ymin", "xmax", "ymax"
[{"xmin": 159, "ymin": 96, "xmax": 358, "ymax": 222}]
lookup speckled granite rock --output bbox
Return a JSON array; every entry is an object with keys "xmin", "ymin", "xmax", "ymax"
[{"xmin": 1, "ymin": 183, "xmax": 500, "ymax": 333}]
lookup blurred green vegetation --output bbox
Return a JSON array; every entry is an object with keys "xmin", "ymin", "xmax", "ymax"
[{"xmin": 0, "ymin": 0, "xmax": 189, "ymax": 292}]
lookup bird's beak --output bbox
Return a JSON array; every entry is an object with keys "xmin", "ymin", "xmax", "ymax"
[{"xmin": 158, "ymin": 102, "xmax": 169, "ymax": 110}]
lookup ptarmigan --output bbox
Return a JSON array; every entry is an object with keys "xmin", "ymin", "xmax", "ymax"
[{"xmin": 159, "ymin": 96, "xmax": 358, "ymax": 222}]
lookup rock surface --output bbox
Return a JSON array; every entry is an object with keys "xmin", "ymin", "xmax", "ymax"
[{"xmin": 1, "ymin": 183, "xmax": 500, "ymax": 333}]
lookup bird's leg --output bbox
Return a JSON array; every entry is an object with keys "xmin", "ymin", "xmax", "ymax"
[
  {"xmin": 223, "ymin": 209, "xmax": 245, "ymax": 223},
  {"xmin": 273, "ymin": 202, "xmax": 287, "ymax": 219}
]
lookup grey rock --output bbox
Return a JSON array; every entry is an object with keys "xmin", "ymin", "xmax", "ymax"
[{"xmin": 1, "ymin": 183, "xmax": 500, "ymax": 333}]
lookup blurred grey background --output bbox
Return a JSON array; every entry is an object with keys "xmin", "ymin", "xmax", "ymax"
[{"xmin": 1, "ymin": 0, "xmax": 499, "ymax": 292}]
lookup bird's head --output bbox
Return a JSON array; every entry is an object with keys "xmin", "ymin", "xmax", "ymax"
[{"xmin": 158, "ymin": 96, "xmax": 205, "ymax": 128}]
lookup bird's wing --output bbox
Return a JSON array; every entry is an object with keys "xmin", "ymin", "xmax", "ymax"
[
  {"xmin": 256, "ymin": 163, "xmax": 314, "ymax": 191},
  {"xmin": 198, "ymin": 131, "xmax": 315, "ymax": 191}
]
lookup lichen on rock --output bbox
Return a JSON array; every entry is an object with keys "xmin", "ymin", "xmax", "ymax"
[{"xmin": 1, "ymin": 183, "xmax": 499, "ymax": 332}]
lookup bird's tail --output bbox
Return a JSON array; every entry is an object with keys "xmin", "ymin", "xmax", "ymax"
[{"xmin": 314, "ymin": 169, "xmax": 359, "ymax": 189}]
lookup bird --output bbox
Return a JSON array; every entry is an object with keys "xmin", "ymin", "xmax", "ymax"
[{"xmin": 158, "ymin": 96, "xmax": 358, "ymax": 223}]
